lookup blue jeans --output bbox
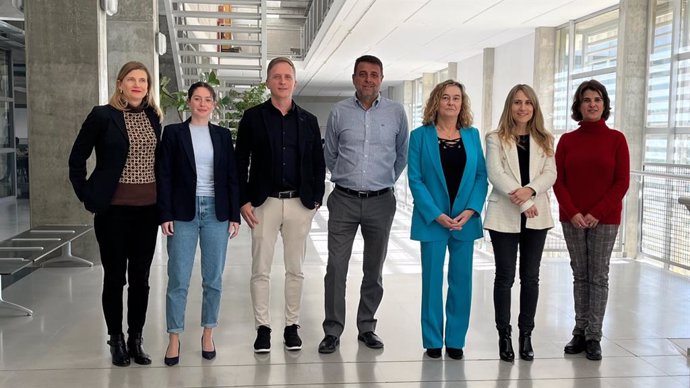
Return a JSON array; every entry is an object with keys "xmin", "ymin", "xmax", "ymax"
[{"xmin": 166, "ymin": 196, "xmax": 229, "ymax": 333}]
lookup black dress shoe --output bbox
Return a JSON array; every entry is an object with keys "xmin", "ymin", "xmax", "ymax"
[
  {"xmin": 519, "ymin": 332, "xmax": 534, "ymax": 361},
  {"xmin": 425, "ymin": 348, "xmax": 442, "ymax": 358},
  {"xmin": 585, "ymin": 340, "xmax": 602, "ymax": 361},
  {"xmin": 164, "ymin": 340, "xmax": 180, "ymax": 366},
  {"xmin": 564, "ymin": 334, "xmax": 586, "ymax": 354},
  {"xmin": 318, "ymin": 335, "xmax": 339, "ymax": 354},
  {"xmin": 357, "ymin": 331, "xmax": 384, "ymax": 349},
  {"xmin": 107, "ymin": 334, "xmax": 130, "ymax": 367},
  {"xmin": 446, "ymin": 347, "xmax": 464, "ymax": 360},
  {"xmin": 127, "ymin": 334, "xmax": 152, "ymax": 365},
  {"xmin": 201, "ymin": 337, "xmax": 216, "ymax": 360},
  {"xmin": 498, "ymin": 328, "xmax": 514, "ymax": 362}
]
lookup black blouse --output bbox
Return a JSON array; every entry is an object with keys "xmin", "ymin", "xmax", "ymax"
[
  {"xmin": 439, "ymin": 137, "xmax": 466, "ymax": 204},
  {"xmin": 517, "ymin": 134, "xmax": 530, "ymax": 186}
]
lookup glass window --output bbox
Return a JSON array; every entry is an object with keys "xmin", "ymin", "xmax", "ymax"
[
  {"xmin": 647, "ymin": 1, "xmax": 673, "ymax": 127},
  {"xmin": 412, "ymin": 78, "xmax": 423, "ymax": 129},
  {"xmin": 645, "ymin": 134, "xmax": 669, "ymax": 162}
]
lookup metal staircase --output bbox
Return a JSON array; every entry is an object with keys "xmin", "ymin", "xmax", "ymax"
[{"xmin": 163, "ymin": 0, "xmax": 267, "ymax": 95}]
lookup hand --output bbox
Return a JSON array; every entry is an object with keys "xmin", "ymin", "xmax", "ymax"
[
  {"xmin": 509, "ymin": 187, "xmax": 534, "ymax": 205},
  {"xmin": 228, "ymin": 222, "xmax": 240, "ymax": 239},
  {"xmin": 161, "ymin": 221, "xmax": 174, "ymax": 236},
  {"xmin": 453, "ymin": 209, "xmax": 476, "ymax": 228},
  {"xmin": 583, "ymin": 213, "xmax": 599, "ymax": 228},
  {"xmin": 240, "ymin": 202, "xmax": 258, "ymax": 229},
  {"xmin": 435, "ymin": 214, "xmax": 462, "ymax": 230},
  {"xmin": 523, "ymin": 205, "xmax": 539, "ymax": 218},
  {"xmin": 570, "ymin": 213, "xmax": 588, "ymax": 229}
]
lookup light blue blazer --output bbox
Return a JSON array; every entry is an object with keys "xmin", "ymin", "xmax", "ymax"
[{"xmin": 408, "ymin": 124, "xmax": 488, "ymax": 242}]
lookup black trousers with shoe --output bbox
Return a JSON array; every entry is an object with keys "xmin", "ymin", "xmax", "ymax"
[
  {"xmin": 489, "ymin": 216, "xmax": 548, "ymax": 333},
  {"xmin": 94, "ymin": 205, "xmax": 158, "ymax": 335}
]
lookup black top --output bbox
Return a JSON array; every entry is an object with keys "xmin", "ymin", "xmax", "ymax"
[
  {"xmin": 517, "ymin": 134, "xmax": 530, "ymax": 186},
  {"xmin": 439, "ymin": 137, "xmax": 466, "ymax": 205},
  {"xmin": 265, "ymin": 102, "xmax": 300, "ymax": 192}
]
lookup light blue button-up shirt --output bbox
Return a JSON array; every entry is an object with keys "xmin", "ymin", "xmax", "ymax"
[{"xmin": 324, "ymin": 94, "xmax": 409, "ymax": 191}]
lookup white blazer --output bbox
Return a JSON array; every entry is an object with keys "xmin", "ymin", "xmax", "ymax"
[{"xmin": 483, "ymin": 131, "xmax": 556, "ymax": 233}]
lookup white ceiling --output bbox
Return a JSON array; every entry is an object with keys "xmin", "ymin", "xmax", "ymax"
[{"xmin": 293, "ymin": 0, "xmax": 620, "ymax": 97}]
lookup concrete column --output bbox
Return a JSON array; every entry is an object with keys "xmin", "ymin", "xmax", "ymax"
[
  {"xmin": 107, "ymin": 0, "xmax": 159, "ymax": 99},
  {"xmin": 448, "ymin": 62, "xmax": 459, "ymax": 81},
  {"xmin": 615, "ymin": 0, "xmax": 648, "ymax": 259},
  {"xmin": 533, "ymin": 27, "xmax": 556, "ymax": 129},
  {"xmin": 481, "ymin": 48, "xmax": 495, "ymax": 135},
  {"xmin": 422, "ymin": 72, "xmax": 435, "ymax": 106},
  {"xmin": 402, "ymin": 80, "xmax": 414, "ymax": 129},
  {"xmin": 25, "ymin": 0, "xmax": 108, "ymax": 258}
]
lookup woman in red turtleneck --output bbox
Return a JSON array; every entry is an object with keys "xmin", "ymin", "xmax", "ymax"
[{"xmin": 553, "ymin": 79, "xmax": 629, "ymax": 361}]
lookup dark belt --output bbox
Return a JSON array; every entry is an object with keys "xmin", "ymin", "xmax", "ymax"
[
  {"xmin": 335, "ymin": 184, "xmax": 392, "ymax": 198},
  {"xmin": 269, "ymin": 190, "xmax": 299, "ymax": 199}
]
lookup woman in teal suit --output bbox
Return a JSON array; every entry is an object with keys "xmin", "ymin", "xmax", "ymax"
[{"xmin": 408, "ymin": 80, "xmax": 488, "ymax": 360}]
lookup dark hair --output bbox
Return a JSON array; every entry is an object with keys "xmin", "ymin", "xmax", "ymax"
[
  {"xmin": 353, "ymin": 55, "xmax": 383, "ymax": 75},
  {"xmin": 187, "ymin": 82, "xmax": 216, "ymax": 101},
  {"xmin": 267, "ymin": 56, "xmax": 296, "ymax": 78},
  {"xmin": 570, "ymin": 79, "xmax": 611, "ymax": 121}
]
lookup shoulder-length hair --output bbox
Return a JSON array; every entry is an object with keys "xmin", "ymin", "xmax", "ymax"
[
  {"xmin": 422, "ymin": 80, "xmax": 473, "ymax": 129},
  {"xmin": 495, "ymin": 84, "xmax": 554, "ymax": 156},
  {"xmin": 108, "ymin": 61, "xmax": 162, "ymax": 118},
  {"xmin": 570, "ymin": 79, "xmax": 611, "ymax": 121}
]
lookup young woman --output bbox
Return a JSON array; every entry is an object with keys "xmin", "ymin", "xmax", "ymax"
[
  {"xmin": 484, "ymin": 84, "xmax": 556, "ymax": 362},
  {"xmin": 408, "ymin": 80, "xmax": 488, "ymax": 360},
  {"xmin": 69, "ymin": 61, "xmax": 162, "ymax": 367},
  {"xmin": 554, "ymin": 80, "xmax": 629, "ymax": 361},
  {"xmin": 157, "ymin": 82, "xmax": 241, "ymax": 366}
]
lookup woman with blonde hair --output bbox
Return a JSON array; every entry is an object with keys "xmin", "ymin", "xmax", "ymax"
[
  {"xmin": 408, "ymin": 80, "xmax": 488, "ymax": 359},
  {"xmin": 484, "ymin": 84, "xmax": 556, "ymax": 362},
  {"xmin": 69, "ymin": 61, "xmax": 162, "ymax": 366}
]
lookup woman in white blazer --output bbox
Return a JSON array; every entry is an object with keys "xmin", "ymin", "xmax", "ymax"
[{"xmin": 484, "ymin": 84, "xmax": 556, "ymax": 362}]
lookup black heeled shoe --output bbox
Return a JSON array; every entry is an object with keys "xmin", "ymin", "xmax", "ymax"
[
  {"xmin": 519, "ymin": 332, "xmax": 534, "ymax": 361},
  {"xmin": 201, "ymin": 337, "xmax": 216, "ymax": 360},
  {"xmin": 127, "ymin": 333, "xmax": 152, "ymax": 365},
  {"xmin": 498, "ymin": 328, "xmax": 515, "ymax": 362},
  {"xmin": 107, "ymin": 334, "xmax": 130, "ymax": 367},
  {"xmin": 164, "ymin": 340, "xmax": 181, "ymax": 366}
]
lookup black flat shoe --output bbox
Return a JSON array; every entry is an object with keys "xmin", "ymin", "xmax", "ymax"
[
  {"xmin": 564, "ymin": 334, "xmax": 586, "ymax": 354},
  {"xmin": 127, "ymin": 333, "xmax": 152, "ymax": 365},
  {"xmin": 446, "ymin": 347, "xmax": 464, "ymax": 360},
  {"xmin": 318, "ymin": 335, "xmax": 339, "ymax": 354},
  {"xmin": 201, "ymin": 337, "xmax": 216, "ymax": 360},
  {"xmin": 498, "ymin": 328, "xmax": 514, "ymax": 362},
  {"xmin": 164, "ymin": 340, "xmax": 180, "ymax": 366},
  {"xmin": 108, "ymin": 334, "xmax": 130, "ymax": 367},
  {"xmin": 585, "ymin": 340, "xmax": 602, "ymax": 361},
  {"xmin": 519, "ymin": 333, "xmax": 534, "ymax": 361},
  {"xmin": 425, "ymin": 348, "xmax": 442, "ymax": 358},
  {"xmin": 357, "ymin": 331, "xmax": 384, "ymax": 349}
]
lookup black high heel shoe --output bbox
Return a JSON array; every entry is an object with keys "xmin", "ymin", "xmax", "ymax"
[
  {"xmin": 108, "ymin": 334, "xmax": 130, "ymax": 367},
  {"xmin": 164, "ymin": 340, "xmax": 181, "ymax": 366},
  {"xmin": 127, "ymin": 333, "xmax": 152, "ymax": 365},
  {"xmin": 498, "ymin": 328, "xmax": 515, "ymax": 362},
  {"xmin": 201, "ymin": 337, "xmax": 216, "ymax": 360},
  {"xmin": 519, "ymin": 332, "xmax": 534, "ymax": 361}
]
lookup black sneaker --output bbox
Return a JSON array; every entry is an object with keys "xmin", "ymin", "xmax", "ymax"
[
  {"xmin": 254, "ymin": 325, "xmax": 271, "ymax": 353},
  {"xmin": 284, "ymin": 324, "xmax": 302, "ymax": 351}
]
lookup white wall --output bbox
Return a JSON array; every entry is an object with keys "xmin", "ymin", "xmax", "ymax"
[
  {"xmin": 456, "ymin": 53, "xmax": 484, "ymax": 131},
  {"xmin": 492, "ymin": 33, "xmax": 535, "ymax": 129},
  {"xmin": 293, "ymin": 96, "xmax": 346, "ymax": 137}
]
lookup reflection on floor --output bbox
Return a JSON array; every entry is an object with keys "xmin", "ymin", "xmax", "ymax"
[{"xmin": 1, "ymin": 197, "xmax": 689, "ymax": 387}]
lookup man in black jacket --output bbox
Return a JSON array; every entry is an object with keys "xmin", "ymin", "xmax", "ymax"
[{"xmin": 235, "ymin": 57, "xmax": 326, "ymax": 353}]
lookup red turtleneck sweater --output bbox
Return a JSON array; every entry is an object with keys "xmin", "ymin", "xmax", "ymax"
[{"xmin": 553, "ymin": 119, "xmax": 630, "ymax": 225}]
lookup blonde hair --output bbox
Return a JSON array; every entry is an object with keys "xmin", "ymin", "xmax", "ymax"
[
  {"xmin": 422, "ymin": 80, "xmax": 473, "ymax": 129},
  {"xmin": 108, "ymin": 61, "xmax": 162, "ymax": 118},
  {"xmin": 495, "ymin": 84, "xmax": 553, "ymax": 156}
]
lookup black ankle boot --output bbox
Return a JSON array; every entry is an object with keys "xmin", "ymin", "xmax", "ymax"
[
  {"xmin": 498, "ymin": 327, "xmax": 514, "ymax": 362},
  {"xmin": 127, "ymin": 333, "xmax": 152, "ymax": 365},
  {"xmin": 519, "ymin": 332, "xmax": 534, "ymax": 361},
  {"xmin": 107, "ymin": 334, "xmax": 130, "ymax": 367}
]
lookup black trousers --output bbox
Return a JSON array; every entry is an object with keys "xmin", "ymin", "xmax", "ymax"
[
  {"xmin": 94, "ymin": 205, "xmax": 158, "ymax": 335},
  {"xmin": 489, "ymin": 217, "xmax": 548, "ymax": 333}
]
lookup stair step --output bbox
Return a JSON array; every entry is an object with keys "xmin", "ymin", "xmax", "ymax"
[
  {"xmin": 171, "ymin": 10, "xmax": 261, "ymax": 20},
  {"xmin": 180, "ymin": 63, "xmax": 262, "ymax": 71},
  {"xmin": 176, "ymin": 25, "xmax": 261, "ymax": 34},
  {"xmin": 178, "ymin": 38, "xmax": 262, "ymax": 46},
  {"xmin": 178, "ymin": 50, "xmax": 262, "ymax": 59}
]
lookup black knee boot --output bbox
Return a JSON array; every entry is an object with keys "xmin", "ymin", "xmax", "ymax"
[
  {"xmin": 498, "ymin": 327, "xmax": 515, "ymax": 362},
  {"xmin": 519, "ymin": 331, "xmax": 534, "ymax": 361},
  {"xmin": 107, "ymin": 334, "xmax": 130, "ymax": 367},
  {"xmin": 127, "ymin": 333, "xmax": 152, "ymax": 365}
]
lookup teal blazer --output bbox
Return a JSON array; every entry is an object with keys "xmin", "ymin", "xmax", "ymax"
[{"xmin": 408, "ymin": 124, "xmax": 488, "ymax": 242}]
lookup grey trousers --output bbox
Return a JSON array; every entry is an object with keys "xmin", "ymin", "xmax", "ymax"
[
  {"xmin": 561, "ymin": 222, "xmax": 618, "ymax": 341},
  {"xmin": 322, "ymin": 188, "xmax": 396, "ymax": 337}
]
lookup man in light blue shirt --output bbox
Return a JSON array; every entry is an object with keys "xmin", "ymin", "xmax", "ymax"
[{"xmin": 319, "ymin": 55, "xmax": 409, "ymax": 353}]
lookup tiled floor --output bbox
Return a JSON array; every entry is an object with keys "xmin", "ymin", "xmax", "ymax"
[{"xmin": 1, "ymin": 195, "xmax": 689, "ymax": 387}]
